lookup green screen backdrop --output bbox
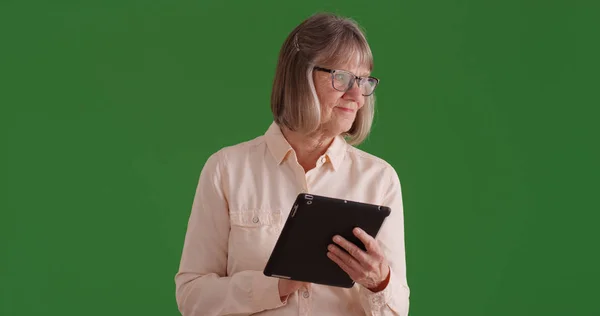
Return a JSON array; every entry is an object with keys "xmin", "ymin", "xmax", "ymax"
[{"xmin": 1, "ymin": 1, "xmax": 599, "ymax": 315}]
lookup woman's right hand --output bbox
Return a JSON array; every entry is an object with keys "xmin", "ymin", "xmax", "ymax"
[{"xmin": 278, "ymin": 279, "xmax": 310, "ymax": 302}]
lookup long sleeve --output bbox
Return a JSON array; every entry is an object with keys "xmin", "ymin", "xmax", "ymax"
[
  {"xmin": 174, "ymin": 151, "xmax": 286, "ymax": 316},
  {"xmin": 358, "ymin": 166, "xmax": 411, "ymax": 316}
]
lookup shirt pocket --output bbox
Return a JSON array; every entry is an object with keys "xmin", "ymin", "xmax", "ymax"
[{"xmin": 228, "ymin": 211, "xmax": 283, "ymax": 272}]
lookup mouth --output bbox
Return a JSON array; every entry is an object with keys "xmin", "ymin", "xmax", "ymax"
[{"xmin": 335, "ymin": 107, "xmax": 356, "ymax": 113}]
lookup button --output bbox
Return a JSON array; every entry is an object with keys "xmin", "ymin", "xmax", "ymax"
[
  {"xmin": 302, "ymin": 291, "xmax": 310, "ymax": 298},
  {"xmin": 320, "ymin": 157, "xmax": 327, "ymax": 163},
  {"xmin": 371, "ymin": 296, "xmax": 383, "ymax": 305},
  {"xmin": 252, "ymin": 217, "xmax": 259, "ymax": 223}
]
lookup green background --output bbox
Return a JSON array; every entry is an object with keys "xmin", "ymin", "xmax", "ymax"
[{"xmin": 1, "ymin": 0, "xmax": 599, "ymax": 315}]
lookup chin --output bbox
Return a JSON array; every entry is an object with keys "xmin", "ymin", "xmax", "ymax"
[
  {"xmin": 333, "ymin": 120, "xmax": 355, "ymax": 135},
  {"xmin": 321, "ymin": 115, "xmax": 356, "ymax": 136}
]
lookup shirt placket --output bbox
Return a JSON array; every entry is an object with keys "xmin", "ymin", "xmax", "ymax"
[
  {"xmin": 290, "ymin": 154, "xmax": 327, "ymax": 193},
  {"xmin": 303, "ymin": 155, "xmax": 327, "ymax": 192},
  {"xmin": 289, "ymin": 153, "xmax": 309, "ymax": 193},
  {"xmin": 289, "ymin": 156, "xmax": 325, "ymax": 316},
  {"xmin": 298, "ymin": 286, "xmax": 312, "ymax": 316}
]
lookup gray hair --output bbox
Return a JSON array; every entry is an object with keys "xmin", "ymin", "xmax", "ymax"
[{"xmin": 270, "ymin": 12, "xmax": 375, "ymax": 145}]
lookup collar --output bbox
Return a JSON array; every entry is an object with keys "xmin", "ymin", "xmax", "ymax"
[{"xmin": 264, "ymin": 121, "xmax": 347, "ymax": 170}]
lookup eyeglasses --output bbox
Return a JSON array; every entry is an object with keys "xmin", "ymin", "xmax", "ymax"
[{"xmin": 314, "ymin": 66, "xmax": 380, "ymax": 96}]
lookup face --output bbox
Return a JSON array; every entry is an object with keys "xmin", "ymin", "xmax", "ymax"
[{"xmin": 312, "ymin": 57, "xmax": 370, "ymax": 137}]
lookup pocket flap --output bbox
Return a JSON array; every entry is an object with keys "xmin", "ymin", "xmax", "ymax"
[{"xmin": 230, "ymin": 211, "xmax": 282, "ymax": 227}]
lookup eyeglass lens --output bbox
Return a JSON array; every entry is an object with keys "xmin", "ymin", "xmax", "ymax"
[{"xmin": 332, "ymin": 71, "xmax": 377, "ymax": 96}]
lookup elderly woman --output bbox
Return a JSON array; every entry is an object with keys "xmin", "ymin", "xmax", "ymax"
[{"xmin": 175, "ymin": 12, "xmax": 410, "ymax": 316}]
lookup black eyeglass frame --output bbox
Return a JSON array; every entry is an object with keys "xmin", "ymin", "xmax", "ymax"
[{"xmin": 313, "ymin": 66, "xmax": 380, "ymax": 96}]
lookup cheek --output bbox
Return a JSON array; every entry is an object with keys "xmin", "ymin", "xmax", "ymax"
[
  {"xmin": 322, "ymin": 95, "xmax": 343, "ymax": 116},
  {"xmin": 358, "ymin": 97, "xmax": 366, "ymax": 109},
  {"xmin": 314, "ymin": 76, "xmax": 346, "ymax": 114},
  {"xmin": 317, "ymin": 89, "xmax": 343, "ymax": 110}
]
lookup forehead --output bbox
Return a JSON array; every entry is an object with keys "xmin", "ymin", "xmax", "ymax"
[
  {"xmin": 321, "ymin": 48, "xmax": 372, "ymax": 77},
  {"xmin": 337, "ymin": 57, "xmax": 371, "ymax": 77}
]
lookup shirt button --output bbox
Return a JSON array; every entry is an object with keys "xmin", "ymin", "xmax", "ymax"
[
  {"xmin": 302, "ymin": 291, "xmax": 310, "ymax": 298},
  {"xmin": 321, "ymin": 157, "xmax": 327, "ymax": 163},
  {"xmin": 252, "ymin": 217, "xmax": 259, "ymax": 223}
]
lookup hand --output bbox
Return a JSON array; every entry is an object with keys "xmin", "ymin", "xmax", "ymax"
[
  {"xmin": 327, "ymin": 227, "xmax": 390, "ymax": 292},
  {"xmin": 278, "ymin": 279, "xmax": 310, "ymax": 302}
]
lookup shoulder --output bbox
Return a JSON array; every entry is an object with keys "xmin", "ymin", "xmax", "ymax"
[
  {"xmin": 201, "ymin": 135, "xmax": 267, "ymax": 172},
  {"xmin": 346, "ymin": 146, "xmax": 397, "ymax": 173},
  {"xmin": 344, "ymin": 145, "xmax": 403, "ymax": 190},
  {"xmin": 216, "ymin": 135, "xmax": 266, "ymax": 160}
]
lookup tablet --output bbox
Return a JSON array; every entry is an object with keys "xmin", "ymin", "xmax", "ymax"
[{"xmin": 263, "ymin": 193, "xmax": 391, "ymax": 288}]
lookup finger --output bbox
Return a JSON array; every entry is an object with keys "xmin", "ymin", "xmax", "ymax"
[
  {"xmin": 352, "ymin": 227, "xmax": 382, "ymax": 255},
  {"xmin": 332, "ymin": 235, "xmax": 370, "ymax": 265},
  {"xmin": 328, "ymin": 243, "xmax": 364, "ymax": 272},
  {"xmin": 327, "ymin": 249, "xmax": 359, "ymax": 279}
]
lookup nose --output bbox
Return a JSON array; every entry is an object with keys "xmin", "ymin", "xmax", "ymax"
[{"xmin": 343, "ymin": 79, "xmax": 362, "ymax": 102}]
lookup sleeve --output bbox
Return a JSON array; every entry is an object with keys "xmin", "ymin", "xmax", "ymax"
[
  {"xmin": 174, "ymin": 151, "xmax": 286, "ymax": 316},
  {"xmin": 358, "ymin": 165, "xmax": 411, "ymax": 316}
]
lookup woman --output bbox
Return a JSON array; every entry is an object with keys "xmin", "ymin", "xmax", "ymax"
[{"xmin": 175, "ymin": 12, "xmax": 410, "ymax": 315}]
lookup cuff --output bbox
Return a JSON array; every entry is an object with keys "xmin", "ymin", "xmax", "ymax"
[
  {"xmin": 359, "ymin": 268, "xmax": 394, "ymax": 309},
  {"xmin": 252, "ymin": 274, "xmax": 287, "ymax": 311}
]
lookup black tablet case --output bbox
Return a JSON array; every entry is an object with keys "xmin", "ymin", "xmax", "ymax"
[{"xmin": 263, "ymin": 193, "xmax": 391, "ymax": 288}]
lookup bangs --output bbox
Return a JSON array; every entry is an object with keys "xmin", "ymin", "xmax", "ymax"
[{"xmin": 316, "ymin": 30, "xmax": 373, "ymax": 72}]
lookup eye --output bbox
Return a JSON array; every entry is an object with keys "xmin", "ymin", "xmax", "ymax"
[
  {"xmin": 333, "ymin": 72, "xmax": 350, "ymax": 85},
  {"xmin": 362, "ymin": 77, "xmax": 376, "ymax": 87}
]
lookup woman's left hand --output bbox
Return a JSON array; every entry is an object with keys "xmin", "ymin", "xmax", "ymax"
[{"xmin": 327, "ymin": 227, "xmax": 390, "ymax": 291}]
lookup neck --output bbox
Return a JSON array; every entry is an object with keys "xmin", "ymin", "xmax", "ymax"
[{"xmin": 281, "ymin": 127, "xmax": 335, "ymax": 172}]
